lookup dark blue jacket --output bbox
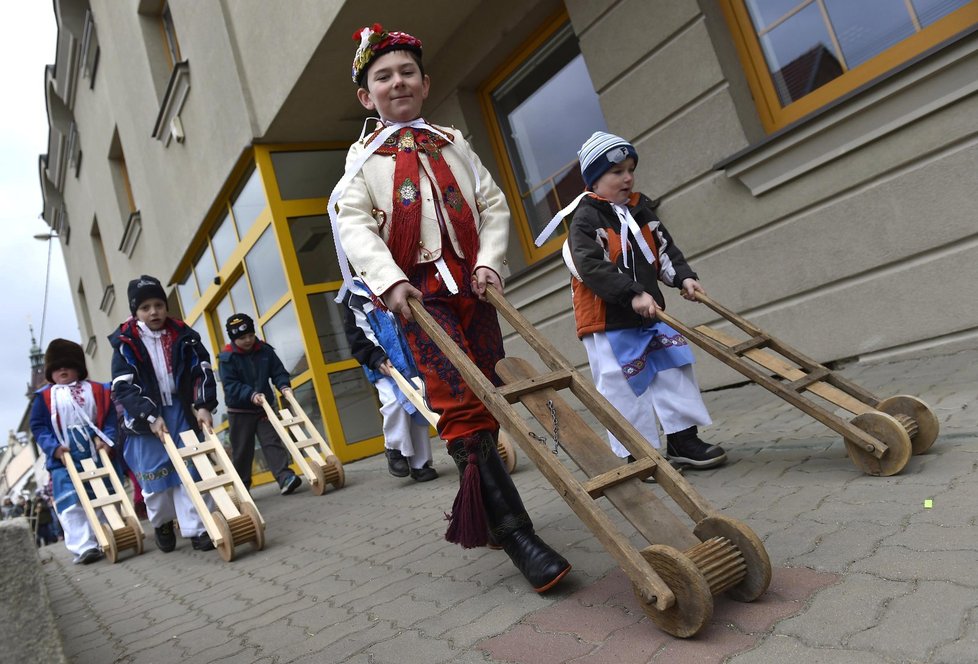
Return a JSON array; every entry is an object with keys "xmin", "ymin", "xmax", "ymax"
[
  {"xmin": 30, "ymin": 382, "xmax": 117, "ymax": 471},
  {"xmin": 218, "ymin": 340, "xmax": 290, "ymax": 412},
  {"xmin": 108, "ymin": 317, "xmax": 218, "ymax": 435}
]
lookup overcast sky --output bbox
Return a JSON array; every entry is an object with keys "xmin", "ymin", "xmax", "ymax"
[{"xmin": 1, "ymin": 4, "xmax": 78, "ymax": 439}]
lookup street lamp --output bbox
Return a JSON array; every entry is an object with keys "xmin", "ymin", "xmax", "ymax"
[{"xmin": 33, "ymin": 231, "xmax": 59, "ymax": 348}]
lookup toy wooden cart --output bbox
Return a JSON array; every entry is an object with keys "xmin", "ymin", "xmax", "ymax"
[
  {"xmin": 654, "ymin": 293, "xmax": 939, "ymax": 477},
  {"xmin": 64, "ymin": 446, "xmax": 144, "ymax": 563},
  {"xmin": 259, "ymin": 392, "xmax": 345, "ymax": 495},
  {"xmin": 388, "ymin": 365, "xmax": 518, "ymax": 473},
  {"xmin": 408, "ymin": 290, "xmax": 771, "ymax": 638},
  {"xmin": 161, "ymin": 428, "xmax": 265, "ymax": 561}
]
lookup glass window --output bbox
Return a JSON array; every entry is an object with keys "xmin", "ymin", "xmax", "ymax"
[
  {"xmin": 214, "ymin": 290, "xmax": 235, "ymax": 341},
  {"xmin": 288, "ymin": 215, "xmax": 342, "ymax": 285},
  {"xmin": 270, "ymin": 150, "xmax": 347, "ymax": 200},
  {"xmin": 244, "ymin": 227, "xmax": 288, "ymax": 315},
  {"xmin": 212, "ymin": 379, "xmax": 227, "ymax": 431},
  {"xmin": 328, "ymin": 367, "xmax": 383, "ymax": 445},
  {"xmin": 292, "ymin": 381, "xmax": 325, "ymax": 444},
  {"xmin": 229, "ymin": 274, "xmax": 257, "ymax": 324},
  {"xmin": 189, "ymin": 313, "xmax": 215, "ymax": 357},
  {"xmin": 176, "ymin": 274, "xmax": 198, "ymax": 316},
  {"xmin": 210, "ymin": 211, "xmax": 237, "ymax": 270},
  {"xmin": 230, "ymin": 167, "xmax": 266, "ymax": 239},
  {"xmin": 307, "ymin": 290, "xmax": 351, "ymax": 364},
  {"xmin": 485, "ymin": 22, "xmax": 607, "ymax": 260},
  {"xmin": 726, "ymin": 0, "xmax": 978, "ymax": 131},
  {"xmin": 260, "ymin": 301, "xmax": 307, "ymax": 377},
  {"xmin": 193, "ymin": 246, "xmax": 217, "ymax": 297}
]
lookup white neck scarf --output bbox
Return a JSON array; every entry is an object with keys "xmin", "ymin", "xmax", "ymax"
[
  {"xmin": 138, "ymin": 320, "xmax": 175, "ymax": 406},
  {"xmin": 50, "ymin": 382, "xmax": 114, "ymax": 457}
]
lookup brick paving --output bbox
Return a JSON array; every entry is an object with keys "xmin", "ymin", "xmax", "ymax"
[{"xmin": 39, "ymin": 346, "xmax": 978, "ymax": 663}]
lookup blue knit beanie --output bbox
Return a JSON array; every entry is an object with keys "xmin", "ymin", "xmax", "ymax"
[{"xmin": 578, "ymin": 131, "xmax": 638, "ymax": 189}]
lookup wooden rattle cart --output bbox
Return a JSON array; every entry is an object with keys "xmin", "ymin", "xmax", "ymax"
[
  {"xmin": 64, "ymin": 446, "xmax": 144, "ymax": 563},
  {"xmin": 259, "ymin": 391, "xmax": 345, "ymax": 495},
  {"xmin": 387, "ymin": 365, "xmax": 518, "ymax": 473},
  {"xmin": 654, "ymin": 293, "xmax": 939, "ymax": 477},
  {"xmin": 407, "ymin": 289, "xmax": 772, "ymax": 638},
  {"xmin": 160, "ymin": 429, "xmax": 265, "ymax": 561}
]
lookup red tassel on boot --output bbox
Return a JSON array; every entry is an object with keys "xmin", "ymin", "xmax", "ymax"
[{"xmin": 445, "ymin": 446, "xmax": 488, "ymax": 549}]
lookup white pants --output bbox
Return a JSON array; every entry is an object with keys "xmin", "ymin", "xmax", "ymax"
[
  {"xmin": 58, "ymin": 503, "xmax": 99, "ymax": 556},
  {"xmin": 144, "ymin": 484, "xmax": 211, "ymax": 538},
  {"xmin": 585, "ymin": 332, "xmax": 711, "ymax": 458},
  {"xmin": 376, "ymin": 378, "xmax": 433, "ymax": 469}
]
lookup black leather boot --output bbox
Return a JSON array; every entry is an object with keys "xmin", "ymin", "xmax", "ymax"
[
  {"xmin": 449, "ymin": 433, "xmax": 571, "ymax": 592},
  {"xmin": 666, "ymin": 426, "xmax": 727, "ymax": 469}
]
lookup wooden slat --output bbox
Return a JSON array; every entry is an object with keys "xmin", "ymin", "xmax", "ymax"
[
  {"xmin": 195, "ymin": 475, "xmax": 236, "ymax": 493},
  {"xmin": 497, "ymin": 370, "xmax": 573, "ymax": 403},
  {"xmin": 89, "ymin": 495, "xmax": 123, "ymax": 509},
  {"xmin": 788, "ymin": 366, "xmax": 830, "ymax": 393},
  {"xmin": 582, "ymin": 458, "xmax": 657, "ymax": 498},
  {"xmin": 163, "ymin": 432, "xmax": 223, "ymax": 544},
  {"xmin": 261, "ymin": 402, "xmax": 318, "ymax": 482},
  {"xmin": 98, "ymin": 448, "xmax": 142, "ymax": 534},
  {"xmin": 179, "ymin": 431, "xmax": 240, "ymax": 519},
  {"xmin": 730, "ymin": 335, "xmax": 770, "ymax": 355},
  {"xmin": 79, "ymin": 456, "xmax": 125, "ymax": 531}
]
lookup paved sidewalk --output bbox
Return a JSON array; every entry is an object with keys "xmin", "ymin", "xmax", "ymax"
[{"xmin": 41, "ymin": 346, "xmax": 978, "ymax": 663}]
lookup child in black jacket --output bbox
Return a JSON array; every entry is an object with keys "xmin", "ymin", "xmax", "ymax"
[{"xmin": 218, "ymin": 313, "xmax": 301, "ymax": 494}]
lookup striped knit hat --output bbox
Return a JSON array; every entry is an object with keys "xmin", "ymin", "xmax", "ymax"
[{"xmin": 578, "ymin": 131, "xmax": 638, "ymax": 188}]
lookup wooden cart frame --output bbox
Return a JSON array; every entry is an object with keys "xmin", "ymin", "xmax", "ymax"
[
  {"xmin": 160, "ymin": 428, "xmax": 265, "ymax": 561},
  {"xmin": 655, "ymin": 294, "xmax": 940, "ymax": 477},
  {"xmin": 259, "ymin": 392, "xmax": 345, "ymax": 495},
  {"xmin": 408, "ymin": 290, "xmax": 772, "ymax": 638},
  {"xmin": 63, "ymin": 446, "xmax": 144, "ymax": 563}
]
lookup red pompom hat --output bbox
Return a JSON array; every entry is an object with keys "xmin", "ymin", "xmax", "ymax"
[{"xmin": 351, "ymin": 23, "xmax": 423, "ymax": 85}]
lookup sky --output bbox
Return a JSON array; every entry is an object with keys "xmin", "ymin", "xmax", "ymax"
[{"xmin": 0, "ymin": 3, "xmax": 78, "ymax": 439}]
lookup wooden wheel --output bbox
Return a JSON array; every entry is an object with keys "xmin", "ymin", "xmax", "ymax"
[
  {"xmin": 101, "ymin": 523, "xmax": 119, "ymax": 564},
  {"xmin": 211, "ymin": 511, "xmax": 235, "ymax": 562},
  {"xmin": 877, "ymin": 395, "xmax": 940, "ymax": 455},
  {"xmin": 310, "ymin": 461, "xmax": 327, "ymax": 495},
  {"xmin": 125, "ymin": 516, "xmax": 144, "ymax": 556},
  {"xmin": 240, "ymin": 502, "xmax": 265, "ymax": 552},
  {"xmin": 634, "ymin": 544, "xmax": 713, "ymax": 638},
  {"xmin": 693, "ymin": 515, "xmax": 771, "ymax": 602},
  {"xmin": 325, "ymin": 456, "xmax": 345, "ymax": 489},
  {"xmin": 844, "ymin": 411, "xmax": 912, "ymax": 477},
  {"xmin": 497, "ymin": 430, "xmax": 517, "ymax": 474}
]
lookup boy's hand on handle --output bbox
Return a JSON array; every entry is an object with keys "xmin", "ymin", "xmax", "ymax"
[
  {"xmin": 53, "ymin": 446, "xmax": 69, "ymax": 461},
  {"xmin": 378, "ymin": 359, "xmax": 394, "ymax": 377},
  {"xmin": 679, "ymin": 278, "xmax": 706, "ymax": 301},
  {"xmin": 251, "ymin": 393, "xmax": 265, "ymax": 406},
  {"xmin": 471, "ymin": 267, "xmax": 503, "ymax": 301},
  {"xmin": 150, "ymin": 416, "xmax": 169, "ymax": 442},
  {"xmin": 383, "ymin": 281, "xmax": 423, "ymax": 322},
  {"xmin": 280, "ymin": 387, "xmax": 293, "ymax": 399},
  {"xmin": 631, "ymin": 292, "xmax": 659, "ymax": 319},
  {"xmin": 195, "ymin": 408, "xmax": 213, "ymax": 431},
  {"xmin": 95, "ymin": 440, "xmax": 109, "ymax": 452}
]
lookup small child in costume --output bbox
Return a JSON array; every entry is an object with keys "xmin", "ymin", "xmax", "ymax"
[
  {"xmin": 545, "ymin": 131, "xmax": 727, "ymax": 469},
  {"xmin": 332, "ymin": 24, "xmax": 570, "ymax": 592},
  {"xmin": 108, "ymin": 275, "xmax": 219, "ymax": 552},
  {"xmin": 30, "ymin": 338, "xmax": 117, "ymax": 564},
  {"xmin": 342, "ymin": 282, "xmax": 437, "ymax": 482},
  {"xmin": 218, "ymin": 313, "xmax": 302, "ymax": 495}
]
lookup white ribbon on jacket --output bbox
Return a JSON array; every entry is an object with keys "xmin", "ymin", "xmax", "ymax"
[
  {"xmin": 50, "ymin": 382, "xmax": 114, "ymax": 456},
  {"xmin": 328, "ymin": 117, "xmax": 480, "ymax": 303}
]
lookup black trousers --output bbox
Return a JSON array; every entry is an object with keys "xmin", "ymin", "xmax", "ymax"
[{"xmin": 228, "ymin": 412, "xmax": 293, "ymax": 488}]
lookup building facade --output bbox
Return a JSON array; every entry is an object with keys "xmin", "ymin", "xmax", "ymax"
[{"xmin": 40, "ymin": 0, "xmax": 978, "ymax": 477}]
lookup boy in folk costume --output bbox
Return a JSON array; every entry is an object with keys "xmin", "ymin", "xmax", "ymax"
[
  {"xmin": 342, "ymin": 282, "xmax": 437, "ymax": 482},
  {"xmin": 30, "ymin": 339, "xmax": 117, "ymax": 564},
  {"xmin": 218, "ymin": 313, "xmax": 302, "ymax": 494},
  {"xmin": 108, "ymin": 275, "xmax": 219, "ymax": 552},
  {"xmin": 543, "ymin": 132, "xmax": 726, "ymax": 468},
  {"xmin": 332, "ymin": 24, "xmax": 570, "ymax": 592}
]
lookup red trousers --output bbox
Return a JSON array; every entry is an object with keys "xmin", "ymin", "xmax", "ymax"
[{"xmin": 401, "ymin": 253, "xmax": 503, "ymax": 443}]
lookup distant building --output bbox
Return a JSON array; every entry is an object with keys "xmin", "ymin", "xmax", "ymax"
[{"xmin": 38, "ymin": 1, "xmax": 978, "ymax": 479}]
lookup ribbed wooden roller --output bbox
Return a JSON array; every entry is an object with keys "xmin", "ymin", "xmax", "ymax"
[
  {"xmin": 683, "ymin": 536, "xmax": 747, "ymax": 596},
  {"xmin": 112, "ymin": 527, "xmax": 138, "ymax": 551},
  {"xmin": 892, "ymin": 413, "xmax": 919, "ymax": 439},
  {"xmin": 322, "ymin": 463, "xmax": 342, "ymax": 485},
  {"xmin": 227, "ymin": 514, "xmax": 258, "ymax": 545}
]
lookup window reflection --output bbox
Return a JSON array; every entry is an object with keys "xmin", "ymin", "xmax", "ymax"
[
  {"xmin": 289, "ymin": 215, "xmax": 342, "ymax": 285},
  {"xmin": 271, "ymin": 150, "xmax": 347, "ymax": 200},
  {"xmin": 176, "ymin": 274, "xmax": 198, "ymax": 317},
  {"xmin": 245, "ymin": 227, "xmax": 288, "ymax": 315},
  {"xmin": 210, "ymin": 211, "xmax": 237, "ymax": 269},
  {"xmin": 193, "ymin": 246, "xmax": 217, "ymax": 297},
  {"xmin": 229, "ymin": 274, "xmax": 256, "ymax": 324},
  {"xmin": 307, "ymin": 290, "xmax": 351, "ymax": 364},
  {"xmin": 291, "ymin": 381, "xmax": 325, "ymax": 443},
  {"xmin": 231, "ymin": 167, "xmax": 266, "ymax": 239},
  {"xmin": 261, "ymin": 300, "xmax": 307, "ymax": 377},
  {"xmin": 328, "ymin": 367, "xmax": 382, "ymax": 444}
]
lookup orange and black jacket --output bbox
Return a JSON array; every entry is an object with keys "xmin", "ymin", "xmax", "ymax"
[{"xmin": 567, "ymin": 192, "xmax": 697, "ymax": 338}]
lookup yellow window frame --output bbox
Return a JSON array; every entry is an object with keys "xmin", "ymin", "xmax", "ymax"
[
  {"xmin": 720, "ymin": 0, "xmax": 978, "ymax": 133},
  {"xmin": 478, "ymin": 8, "xmax": 576, "ymax": 265}
]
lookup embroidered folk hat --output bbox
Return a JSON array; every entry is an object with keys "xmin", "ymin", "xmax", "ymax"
[
  {"xmin": 578, "ymin": 131, "xmax": 639, "ymax": 189},
  {"xmin": 225, "ymin": 313, "xmax": 255, "ymax": 341},
  {"xmin": 351, "ymin": 23, "xmax": 423, "ymax": 85},
  {"xmin": 44, "ymin": 338, "xmax": 88, "ymax": 383},
  {"xmin": 127, "ymin": 275, "xmax": 167, "ymax": 314}
]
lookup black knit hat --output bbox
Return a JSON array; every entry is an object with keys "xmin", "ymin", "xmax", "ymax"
[
  {"xmin": 226, "ymin": 313, "xmax": 256, "ymax": 341},
  {"xmin": 44, "ymin": 338, "xmax": 88, "ymax": 383},
  {"xmin": 127, "ymin": 275, "xmax": 167, "ymax": 314}
]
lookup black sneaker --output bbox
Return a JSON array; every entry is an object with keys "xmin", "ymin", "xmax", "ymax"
[
  {"xmin": 73, "ymin": 547, "xmax": 104, "ymax": 565},
  {"xmin": 666, "ymin": 428, "xmax": 727, "ymax": 469},
  {"xmin": 279, "ymin": 472, "xmax": 302, "ymax": 495},
  {"xmin": 155, "ymin": 521, "xmax": 176, "ymax": 552},
  {"xmin": 409, "ymin": 463, "xmax": 438, "ymax": 482},
  {"xmin": 191, "ymin": 532, "xmax": 215, "ymax": 551},
  {"xmin": 385, "ymin": 448, "xmax": 410, "ymax": 477}
]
